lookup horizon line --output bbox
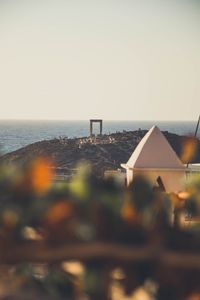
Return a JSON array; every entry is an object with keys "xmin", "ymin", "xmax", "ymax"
[{"xmin": 0, "ymin": 118, "xmax": 197, "ymax": 122}]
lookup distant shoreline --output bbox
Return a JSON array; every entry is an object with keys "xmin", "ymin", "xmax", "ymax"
[{"xmin": 0, "ymin": 120, "xmax": 199, "ymax": 154}]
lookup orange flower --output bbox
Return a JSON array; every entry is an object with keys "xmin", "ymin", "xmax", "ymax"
[
  {"xmin": 30, "ymin": 157, "xmax": 54, "ymax": 193},
  {"xmin": 187, "ymin": 292, "xmax": 200, "ymax": 300},
  {"xmin": 121, "ymin": 201, "xmax": 137, "ymax": 224},
  {"xmin": 44, "ymin": 201, "xmax": 74, "ymax": 225},
  {"xmin": 181, "ymin": 137, "xmax": 198, "ymax": 164}
]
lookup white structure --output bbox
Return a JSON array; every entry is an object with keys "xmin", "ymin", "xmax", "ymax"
[
  {"xmin": 121, "ymin": 126, "xmax": 186, "ymax": 193},
  {"xmin": 186, "ymin": 163, "xmax": 200, "ymax": 175}
]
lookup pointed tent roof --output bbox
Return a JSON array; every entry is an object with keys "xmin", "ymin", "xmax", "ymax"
[{"xmin": 122, "ymin": 126, "xmax": 184, "ymax": 169}]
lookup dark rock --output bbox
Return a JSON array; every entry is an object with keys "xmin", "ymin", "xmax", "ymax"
[{"xmin": 0, "ymin": 130, "xmax": 199, "ymax": 176}]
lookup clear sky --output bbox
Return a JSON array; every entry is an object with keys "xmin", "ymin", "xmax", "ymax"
[{"xmin": 0, "ymin": 0, "xmax": 200, "ymax": 121}]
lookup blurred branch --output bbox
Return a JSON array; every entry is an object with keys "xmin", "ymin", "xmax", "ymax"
[
  {"xmin": 1, "ymin": 241, "xmax": 200, "ymax": 270},
  {"xmin": 0, "ymin": 241, "xmax": 155, "ymax": 264}
]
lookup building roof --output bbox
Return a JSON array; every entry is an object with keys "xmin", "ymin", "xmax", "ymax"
[{"xmin": 122, "ymin": 125, "xmax": 185, "ymax": 170}]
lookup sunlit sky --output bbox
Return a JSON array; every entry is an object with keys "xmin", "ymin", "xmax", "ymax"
[{"xmin": 0, "ymin": 0, "xmax": 200, "ymax": 120}]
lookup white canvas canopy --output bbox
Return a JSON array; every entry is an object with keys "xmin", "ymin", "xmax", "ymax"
[
  {"xmin": 121, "ymin": 125, "xmax": 185, "ymax": 170},
  {"xmin": 121, "ymin": 126, "xmax": 186, "ymax": 192}
]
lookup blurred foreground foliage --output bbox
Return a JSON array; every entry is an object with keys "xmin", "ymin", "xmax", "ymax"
[{"xmin": 0, "ymin": 158, "xmax": 200, "ymax": 300}]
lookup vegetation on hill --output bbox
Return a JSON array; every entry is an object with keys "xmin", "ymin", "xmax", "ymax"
[{"xmin": 1, "ymin": 130, "xmax": 200, "ymax": 176}]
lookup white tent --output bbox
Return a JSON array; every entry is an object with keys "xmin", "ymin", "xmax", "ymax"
[{"xmin": 121, "ymin": 126, "xmax": 186, "ymax": 192}]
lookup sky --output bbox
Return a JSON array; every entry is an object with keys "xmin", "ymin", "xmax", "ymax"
[{"xmin": 0, "ymin": 0, "xmax": 200, "ymax": 121}]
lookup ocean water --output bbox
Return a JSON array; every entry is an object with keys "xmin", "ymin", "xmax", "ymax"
[{"xmin": 0, "ymin": 120, "xmax": 199, "ymax": 154}]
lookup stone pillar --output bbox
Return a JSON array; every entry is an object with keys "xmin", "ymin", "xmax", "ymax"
[
  {"xmin": 90, "ymin": 120, "xmax": 93, "ymax": 136},
  {"xmin": 100, "ymin": 120, "xmax": 103, "ymax": 135}
]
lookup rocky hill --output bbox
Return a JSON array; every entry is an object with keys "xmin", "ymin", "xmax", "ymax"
[{"xmin": 1, "ymin": 130, "xmax": 200, "ymax": 176}]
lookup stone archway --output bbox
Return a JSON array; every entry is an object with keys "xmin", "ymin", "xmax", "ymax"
[{"xmin": 90, "ymin": 119, "xmax": 103, "ymax": 136}]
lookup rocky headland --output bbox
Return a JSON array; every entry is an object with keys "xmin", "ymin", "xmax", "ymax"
[{"xmin": 0, "ymin": 130, "xmax": 200, "ymax": 176}]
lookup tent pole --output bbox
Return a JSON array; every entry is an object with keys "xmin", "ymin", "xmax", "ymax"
[{"xmin": 194, "ymin": 114, "xmax": 200, "ymax": 138}]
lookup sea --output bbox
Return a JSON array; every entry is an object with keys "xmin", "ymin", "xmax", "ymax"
[{"xmin": 0, "ymin": 120, "xmax": 199, "ymax": 154}]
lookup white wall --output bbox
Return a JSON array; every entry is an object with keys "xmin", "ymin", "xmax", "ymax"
[{"xmin": 127, "ymin": 169, "xmax": 186, "ymax": 193}]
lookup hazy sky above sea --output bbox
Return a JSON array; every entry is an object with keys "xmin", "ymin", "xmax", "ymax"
[{"xmin": 0, "ymin": 0, "xmax": 200, "ymax": 121}]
